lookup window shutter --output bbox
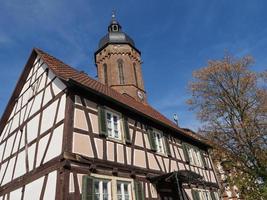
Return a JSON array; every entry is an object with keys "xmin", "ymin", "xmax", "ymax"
[
  {"xmin": 98, "ymin": 106, "xmax": 107, "ymax": 136},
  {"xmin": 200, "ymin": 151, "xmax": 208, "ymax": 168},
  {"xmin": 147, "ymin": 128, "xmax": 156, "ymax": 151},
  {"xmin": 182, "ymin": 143, "xmax": 190, "ymax": 163},
  {"xmin": 82, "ymin": 176, "xmax": 93, "ymax": 200},
  {"xmin": 210, "ymin": 191, "xmax": 216, "ymax": 200},
  {"xmin": 123, "ymin": 116, "xmax": 131, "ymax": 144},
  {"xmin": 163, "ymin": 134, "xmax": 172, "ymax": 157},
  {"xmin": 134, "ymin": 180, "xmax": 145, "ymax": 200},
  {"xmin": 192, "ymin": 190, "xmax": 200, "ymax": 200}
]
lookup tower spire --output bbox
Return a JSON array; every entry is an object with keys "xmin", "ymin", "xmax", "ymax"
[
  {"xmin": 108, "ymin": 10, "xmax": 121, "ymax": 32},
  {"xmin": 111, "ymin": 10, "xmax": 116, "ymax": 21}
]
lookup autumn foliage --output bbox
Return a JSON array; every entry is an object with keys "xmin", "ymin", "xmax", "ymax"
[{"xmin": 188, "ymin": 55, "xmax": 267, "ymax": 199}]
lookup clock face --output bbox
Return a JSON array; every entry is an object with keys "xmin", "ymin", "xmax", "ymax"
[{"xmin": 137, "ymin": 90, "xmax": 144, "ymax": 100}]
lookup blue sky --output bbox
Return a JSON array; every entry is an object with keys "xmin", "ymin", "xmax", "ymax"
[{"xmin": 0, "ymin": 0, "xmax": 266, "ymax": 131}]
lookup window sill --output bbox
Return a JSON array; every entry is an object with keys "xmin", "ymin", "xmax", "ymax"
[
  {"xmin": 106, "ymin": 137, "xmax": 125, "ymax": 144},
  {"xmin": 155, "ymin": 151, "xmax": 167, "ymax": 157}
]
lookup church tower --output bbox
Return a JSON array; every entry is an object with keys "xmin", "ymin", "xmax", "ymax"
[{"xmin": 94, "ymin": 13, "xmax": 147, "ymax": 103}]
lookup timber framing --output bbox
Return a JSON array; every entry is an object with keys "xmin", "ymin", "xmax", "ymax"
[{"xmin": 0, "ymin": 48, "xmax": 221, "ymax": 200}]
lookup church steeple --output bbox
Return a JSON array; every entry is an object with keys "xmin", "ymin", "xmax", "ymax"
[{"xmin": 94, "ymin": 14, "xmax": 147, "ymax": 103}]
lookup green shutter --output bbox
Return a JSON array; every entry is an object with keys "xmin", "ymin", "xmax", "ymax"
[
  {"xmin": 200, "ymin": 151, "xmax": 208, "ymax": 168},
  {"xmin": 98, "ymin": 106, "xmax": 107, "ymax": 136},
  {"xmin": 210, "ymin": 191, "xmax": 216, "ymax": 200},
  {"xmin": 192, "ymin": 190, "xmax": 200, "ymax": 200},
  {"xmin": 134, "ymin": 180, "xmax": 145, "ymax": 200},
  {"xmin": 163, "ymin": 134, "xmax": 172, "ymax": 157},
  {"xmin": 123, "ymin": 116, "xmax": 131, "ymax": 144},
  {"xmin": 147, "ymin": 128, "xmax": 156, "ymax": 151},
  {"xmin": 182, "ymin": 143, "xmax": 190, "ymax": 163},
  {"xmin": 82, "ymin": 176, "xmax": 93, "ymax": 200}
]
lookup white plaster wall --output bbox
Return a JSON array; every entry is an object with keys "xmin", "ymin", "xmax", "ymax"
[
  {"xmin": 9, "ymin": 187, "xmax": 22, "ymax": 200},
  {"xmin": 52, "ymin": 77, "xmax": 66, "ymax": 95},
  {"xmin": 24, "ymin": 176, "xmax": 44, "ymax": 200},
  {"xmin": 44, "ymin": 124, "xmax": 63, "ymax": 163},
  {"xmin": 0, "ymin": 171, "xmax": 57, "ymax": 200},
  {"xmin": 40, "ymin": 99, "xmax": 58, "ymax": 134},
  {"xmin": 13, "ymin": 150, "xmax": 26, "ymax": 179},
  {"xmin": 43, "ymin": 86, "xmax": 53, "ymax": 106},
  {"xmin": 28, "ymin": 143, "xmax": 36, "ymax": 171},
  {"xmin": 27, "ymin": 114, "xmax": 40, "ymax": 142},
  {"xmin": 0, "ymin": 56, "xmax": 67, "ymax": 188},
  {"xmin": 29, "ymin": 90, "xmax": 43, "ymax": 117},
  {"xmin": 2, "ymin": 157, "xmax": 15, "ymax": 185},
  {"xmin": 3, "ymin": 133, "xmax": 15, "ymax": 160},
  {"xmin": 43, "ymin": 171, "xmax": 57, "ymax": 200},
  {"xmin": 36, "ymin": 133, "xmax": 50, "ymax": 167},
  {"xmin": 56, "ymin": 94, "xmax": 66, "ymax": 123}
]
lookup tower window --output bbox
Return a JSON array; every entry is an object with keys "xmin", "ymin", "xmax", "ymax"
[
  {"xmin": 133, "ymin": 63, "xmax": 138, "ymax": 87},
  {"xmin": 113, "ymin": 25, "xmax": 118, "ymax": 31},
  {"xmin": 103, "ymin": 63, "xmax": 108, "ymax": 84},
  {"xmin": 117, "ymin": 59, "xmax": 125, "ymax": 85}
]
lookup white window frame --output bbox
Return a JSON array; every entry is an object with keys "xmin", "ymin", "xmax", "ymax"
[
  {"xmin": 187, "ymin": 145, "xmax": 204, "ymax": 167},
  {"xmin": 193, "ymin": 189, "xmax": 219, "ymax": 200},
  {"xmin": 89, "ymin": 174, "xmax": 134, "ymax": 200},
  {"xmin": 116, "ymin": 181, "xmax": 132, "ymax": 200},
  {"xmin": 93, "ymin": 179, "xmax": 112, "ymax": 200},
  {"xmin": 200, "ymin": 190, "xmax": 212, "ymax": 200},
  {"xmin": 153, "ymin": 130, "xmax": 165, "ymax": 154},
  {"xmin": 105, "ymin": 109, "xmax": 122, "ymax": 141}
]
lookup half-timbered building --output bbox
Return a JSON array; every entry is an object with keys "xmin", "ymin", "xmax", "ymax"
[{"xmin": 0, "ymin": 15, "xmax": 221, "ymax": 200}]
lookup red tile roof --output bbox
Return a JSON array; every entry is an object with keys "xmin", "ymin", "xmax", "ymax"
[{"xmin": 34, "ymin": 48, "xmax": 211, "ymax": 147}]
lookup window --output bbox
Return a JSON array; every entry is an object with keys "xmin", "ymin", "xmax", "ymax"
[
  {"xmin": 94, "ymin": 179, "xmax": 111, "ymax": 200},
  {"xmin": 82, "ymin": 175, "xmax": 135, "ymax": 200},
  {"xmin": 117, "ymin": 181, "xmax": 131, "ymax": 200},
  {"xmin": 192, "ymin": 189, "xmax": 219, "ymax": 200},
  {"xmin": 98, "ymin": 106, "xmax": 131, "ymax": 143},
  {"xmin": 106, "ymin": 111, "xmax": 121, "ymax": 140},
  {"xmin": 103, "ymin": 63, "xmax": 108, "ymax": 85},
  {"xmin": 188, "ymin": 147, "xmax": 203, "ymax": 167},
  {"xmin": 154, "ymin": 131, "xmax": 165, "ymax": 153},
  {"xmin": 133, "ymin": 63, "xmax": 138, "ymax": 86},
  {"xmin": 147, "ymin": 128, "xmax": 171, "ymax": 156},
  {"xmin": 200, "ymin": 190, "xmax": 212, "ymax": 200},
  {"xmin": 118, "ymin": 59, "xmax": 125, "ymax": 84},
  {"xmin": 183, "ymin": 143, "xmax": 207, "ymax": 168}
]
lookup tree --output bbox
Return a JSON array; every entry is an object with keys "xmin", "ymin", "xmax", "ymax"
[{"xmin": 187, "ymin": 54, "xmax": 267, "ymax": 199}]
